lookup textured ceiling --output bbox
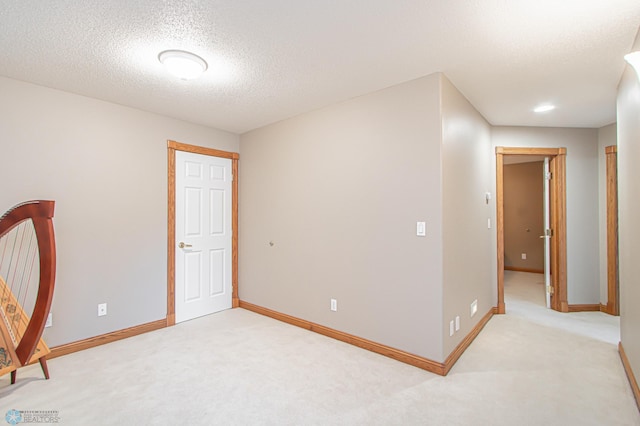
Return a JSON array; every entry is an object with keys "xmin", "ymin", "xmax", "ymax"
[{"xmin": 0, "ymin": 1, "xmax": 639, "ymax": 134}]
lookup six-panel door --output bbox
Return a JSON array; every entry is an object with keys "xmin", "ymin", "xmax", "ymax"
[{"xmin": 175, "ymin": 151, "xmax": 232, "ymax": 323}]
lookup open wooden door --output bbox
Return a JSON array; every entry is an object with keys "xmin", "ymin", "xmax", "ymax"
[{"xmin": 605, "ymin": 145, "xmax": 619, "ymax": 316}]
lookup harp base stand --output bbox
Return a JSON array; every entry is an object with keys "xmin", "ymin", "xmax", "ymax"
[{"xmin": 10, "ymin": 357, "xmax": 50, "ymax": 385}]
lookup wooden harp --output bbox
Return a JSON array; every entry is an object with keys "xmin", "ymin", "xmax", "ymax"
[{"xmin": 0, "ymin": 200, "xmax": 56, "ymax": 384}]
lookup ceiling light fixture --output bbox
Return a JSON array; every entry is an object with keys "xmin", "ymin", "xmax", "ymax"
[
  {"xmin": 534, "ymin": 104, "xmax": 556, "ymax": 113},
  {"xmin": 624, "ymin": 51, "xmax": 640, "ymax": 77},
  {"xmin": 158, "ymin": 50, "xmax": 208, "ymax": 80}
]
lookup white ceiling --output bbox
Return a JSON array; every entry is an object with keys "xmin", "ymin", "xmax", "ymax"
[{"xmin": 1, "ymin": 1, "xmax": 638, "ymax": 134}]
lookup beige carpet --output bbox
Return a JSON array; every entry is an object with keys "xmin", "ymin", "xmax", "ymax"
[{"xmin": 1, "ymin": 271, "xmax": 638, "ymax": 425}]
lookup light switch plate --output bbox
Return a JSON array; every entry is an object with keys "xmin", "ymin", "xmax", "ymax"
[{"xmin": 416, "ymin": 221, "xmax": 426, "ymax": 237}]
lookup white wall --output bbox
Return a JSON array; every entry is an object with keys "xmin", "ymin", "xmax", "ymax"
[
  {"xmin": 617, "ymin": 29, "xmax": 640, "ymax": 389},
  {"xmin": 441, "ymin": 76, "xmax": 493, "ymax": 356},
  {"xmin": 240, "ymin": 74, "xmax": 446, "ymax": 361},
  {"xmin": 492, "ymin": 127, "xmax": 600, "ymax": 305},
  {"xmin": 597, "ymin": 123, "xmax": 617, "ymax": 305},
  {"xmin": 0, "ymin": 76, "xmax": 239, "ymax": 346}
]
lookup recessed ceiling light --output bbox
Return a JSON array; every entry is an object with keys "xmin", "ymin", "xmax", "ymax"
[
  {"xmin": 158, "ymin": 50, "xmax": 208, "ymax": 80},
  {"xmin": 534, "ymin": 104, "xmax": 556, "ymax": 113}
]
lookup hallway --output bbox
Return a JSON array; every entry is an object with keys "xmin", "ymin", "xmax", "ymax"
[{"xmin": 503, "ymin": 270, "xmax": 620, "ymax": 345}]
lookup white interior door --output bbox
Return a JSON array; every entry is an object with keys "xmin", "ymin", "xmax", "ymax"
[
  {"xmin": 542, "ymin": 157, "xmax": 551, "ymax": 309},
  {"xmin": 175, "ymin": 151, "xmax": 232, "ymax": 323}
]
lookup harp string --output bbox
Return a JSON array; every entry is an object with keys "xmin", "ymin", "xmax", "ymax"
[
  {"xmin": 10, "ymin": 223, "xmax": 27, "ymax": 310},
  {"xmin": 0, "ymin": 223, "xmax": 22, "ymax": 342},
  {"xmin": 13, "ymin": 223, "xmax": 28, "ymax": 312},
  {"xmin": 0, "ymin": 233, "xmax": 7, "ymax": 301},
  {"xmin": 0, "ymin": 223, "xmax": 22, "ymax": 346},
  {"xmin": 12, "ymin": 221, "xmax": 38, "ymax": 339},
  {"xmin": 2, "ymin": 223, "xmax": 21, "ymax": 302},
  {"xmin": 22, "ymin": 224, "xmax": 38, "ymax": 335},
  {"xmin": 0, "ymin": 220, "xmax": 39, "ymax": 347},
  {"xmin": 8, "ymin": 222, "xmax": 24, "ymax": 289}
]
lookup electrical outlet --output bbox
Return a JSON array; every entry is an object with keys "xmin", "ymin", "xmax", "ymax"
[
  {"xmin": 521, "ymin": 253, "xmax": 527, "ymax": 260},
  {"xmin": 470, "ymin": 299, "xmax": 478, "ymax": 317},
  {"xmin": 45, "ymin": 312, "xmax": 52, "ymax": 328},
  {"xmin": 455, "ymin": 316, "xmax": 460, "ymax": 331},
  {"xmin": 449, "ymin": 320, "xmax": 454, "ymax": 337},
  {"xmin": 330, "ymin": 299, "xmax": 337, "ymax": 312},
  {"xmin": 98, "ymin": 303, "xmax": 107, "ymax": 317}
]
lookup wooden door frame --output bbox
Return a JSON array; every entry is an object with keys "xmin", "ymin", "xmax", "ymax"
[
  {"xmin": 605, "ymin": 145, "xmax": 619, "ymax": 316},
  {"xmin": 166, "ymin": 140, "xmax": 239, "ymax": 326},
  {"xmin": 496, "ymin": 147, "xmax": 568, "ymax": 314}
]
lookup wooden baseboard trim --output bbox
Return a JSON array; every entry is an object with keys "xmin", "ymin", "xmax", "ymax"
[
  {"xmin": 605, "ymin": 301, "xmax": 614, "ymax": 313},
  {"xmin": 559, "ymin": 301, "xmax": 569, "ymax": 313},
  {"xmin": 239, "ymin": 300, "xmax": 445, "ymax": 375},
  {"xmin": 443, "ymin": 307, "xmax": 495, "ymax": 375},
  {"xmin": 504, "ymin": 266, "xmax": 544, "ymax": 274},
  {"xmin": 567, "ymin": 304, "xmax": 601, "ymax": 312},
  {"xmin": 48, "ymin": 319, "xmax": 167, "ymax": 359},
  {"xmin": 603, "ymin": 302, "xmax": 620, "ymax": 316},
  {"xmin": 239, "ymin": 301, "xmax": 497, "ymax": 376},
  {"xmin": 619, "ymin": 342, "xmax": 640, "ymax": 411}
]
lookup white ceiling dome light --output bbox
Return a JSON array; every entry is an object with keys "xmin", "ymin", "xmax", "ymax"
[
  {"xmin": 533, "ymin": 104, "xmax": 556, "ymax": 113},
  {"xmin": 624, "ymin": 51, "xmax": 640, "ymax": 78},
  {"xmin": 158, "ymin": 50, "xmax": 208, "ymax": 80}
]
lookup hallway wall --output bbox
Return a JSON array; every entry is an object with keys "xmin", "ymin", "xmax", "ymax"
[
  {"xmin": 492, "ymin": 127, "xmax": 600, "ymax": 304},
  {"xmin": 617, "ymin": 29, "xmax": 640, "ymax": 395},
  {"xmin": 441, "ymin": 75, "xmax": 493, "ymax": 357}
]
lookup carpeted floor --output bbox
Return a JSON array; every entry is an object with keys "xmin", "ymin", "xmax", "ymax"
[{"xmin": 1, "ymin": 271, "xmax": 638, "ymax": 425}]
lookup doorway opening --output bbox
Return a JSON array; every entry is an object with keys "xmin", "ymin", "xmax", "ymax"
[
  {"xmin": 166, "ymin": 140, "xmax": 239, "ymax": 326},
  {"xmin": 496, "ymin": 147, "xmax": 567, "ymax": 314},
  {"xmin": 503, "ymin": 156, "xmax": 548, "ymax": 307}
]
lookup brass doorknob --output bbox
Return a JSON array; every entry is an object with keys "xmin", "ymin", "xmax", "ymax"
[{"xmin": 179, "ymin": 242, "xmax": 192, "ymax": 249}]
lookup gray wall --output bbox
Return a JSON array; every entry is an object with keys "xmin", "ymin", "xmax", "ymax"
[
  {"xmin": 597, "ymin": 123, "xmax": 617, "ymax": 305},
  {"xmin": 617, "ymin": 29, "xmax": 640, "ymax": 391},
  {"xmin": 441, "ymin": 76, "xmax": 493, "ymax": 356},
  {"xmin": 240, "ymin": 74, "xmax": 446, "ymax": 361},
  {"xmin": 1, "ymin": 65, "xmax": 614, "ymax": 370},
  {"xmin": 0, "ymin": 76, "xmax": 239, "ymax": 346},
  {"xmin": 491, "ymin": 127, "xmax": 600, "ymax": 305}
]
